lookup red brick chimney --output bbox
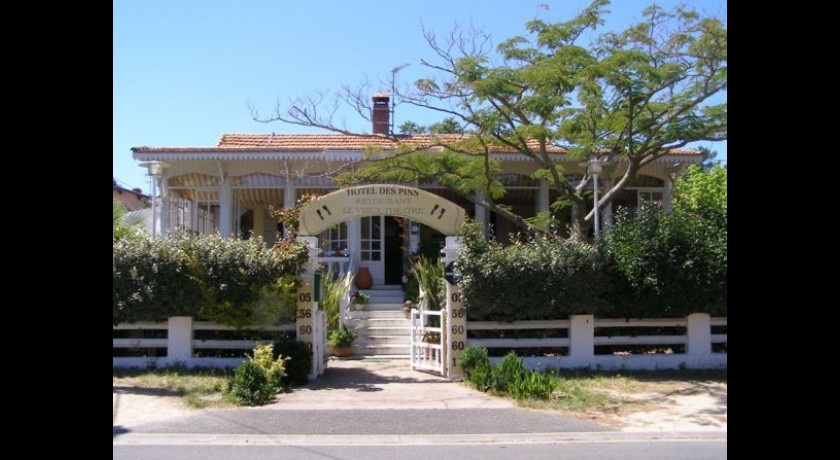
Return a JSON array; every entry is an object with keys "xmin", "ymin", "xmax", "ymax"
[{"xmin": 371, "ymin": 93, "xmax": 390, "ymax": 135}]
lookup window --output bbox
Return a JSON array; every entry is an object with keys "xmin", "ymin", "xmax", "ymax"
[
  {"xmin": 320, "ymin": 222, "xmax": 348, "ymax": 255},
  {"xmin": 638, "ymin": 190, "xmax": 664, "ymax": 209},
  {"xmin": 359, "ymin": 216, "xmax": 381, "ymax": 261}
]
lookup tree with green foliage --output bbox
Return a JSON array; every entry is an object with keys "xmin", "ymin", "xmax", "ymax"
[
  {"xmin": 398, "ymin": 117, "xmax": 464, "ymax": 135},
  {"xmin": 255, "ymin": 0, "xmax": 726, "ymax": 240},
  {"xmin": 398, "ymin": 121, "xmax": 426, "ymax": 135},
  {"xmin": 674, "ymin": 163, "xmax": 726, "ymax": 222},
  {"xmin": 113, "ymin": 198, "xmax": 130, "ymax": 241},
  {"xmin": 428, "ymin": 117, "xmax": 464, "ymax": 134}
]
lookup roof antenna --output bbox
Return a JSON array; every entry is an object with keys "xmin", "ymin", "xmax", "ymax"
[{"xmin": 390, "ymin": 63, "xmax": 410, "ymax": 135}]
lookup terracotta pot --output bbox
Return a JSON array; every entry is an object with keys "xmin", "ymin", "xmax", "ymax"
[
  {"xmin": 330, "ymin": 346, "xmax": 354, "ymax": 357},
  {"xmin": 355, "ymin": 267, "xmax": 373, "ymax": 289}
]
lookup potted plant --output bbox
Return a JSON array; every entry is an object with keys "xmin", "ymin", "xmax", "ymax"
[
  {"xmin": 350, "ymin": 290, "xmax": 370, "ymax": 310},
  {"xmin": 328, "ymin": 325, "xmax": 357, "ymax": 357}
]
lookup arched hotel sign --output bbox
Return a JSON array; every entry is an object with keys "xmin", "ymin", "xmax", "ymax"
[{"xmin": 298, "ymin": 185, "xmax": 466, "ymax": 236}]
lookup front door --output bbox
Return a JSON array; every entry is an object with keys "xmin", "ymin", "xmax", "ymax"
[
  {"xmin": 384, "ymin": 216, "xmax": 403, "ymax": 285},
  {"xmin": 359, "ymin": 216, "xmax": 404, "ymax": 286},
  {"xmin": 359, "ymin": 216, "xmax": 384, "ymax": 283}
]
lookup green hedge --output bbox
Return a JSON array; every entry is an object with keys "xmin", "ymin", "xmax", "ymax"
[
  {"xmin": 458, "ymin": 191, "xmax": 726, "ymax": 320},
  {"xmin": 113, "ymin": 233, "xmax": 309, "ymax": 326},
  {"xmin": 458, "ymin": 229, "xmax": 615, "ymax": 321}
]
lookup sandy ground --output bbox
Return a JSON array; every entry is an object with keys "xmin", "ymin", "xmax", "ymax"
[{"xmin": 572, "ymin": 379, "xmax": 727, "ymax": 432}]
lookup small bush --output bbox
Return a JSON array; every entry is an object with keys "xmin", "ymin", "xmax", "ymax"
[
  {"xmin": 459, "ymin": 345, "xmax": 489, "ymax": 378},
  {"xmin": 491, "ymin": 351, "xmax": 527, "ymax": 392},
  {"xmin": 250, "ymin": 343, "xmax": 288, "ymax": 392},
  {"xmin": 226, "ymin": 361, "xmax": 274, "ymax": 406},
  {"xmin": 467, "ymin": 360, "xmax": 494, "ymax": 392},
  {"xmin": 509, "ymin": 369, "xmax": 558, "ymax": 401},
  {"xmin": 273, "ymin": 339, "xmax": 312, "ymax": 387}
]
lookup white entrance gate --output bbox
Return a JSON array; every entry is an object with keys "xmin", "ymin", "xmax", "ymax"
[
  {"xmin": 409, "ymin": 236, "xmax": 465, "ymax": 378},
  {"xmin": 409, "ymin": 308, "xmax": 445, "ymax": 374}
]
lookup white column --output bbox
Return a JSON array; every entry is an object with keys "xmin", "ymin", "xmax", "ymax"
[
  {"xmin": 219, "ymin": 179, "xmax": 232, "ymax": 238},
  {"xmin": 474, "ymin": 192, "xmax": 488, "ymax": 235},
  {"xmin": 262, "ymin": 208, "xmax": 276, "ymax": 245},
  {"xmin": 570, "ymin": 204, "xmax": 579, "ymax": 237},
  {"xmin": 253, "ymin": 205, "xmax": 264, "ymax": 241},
  {"xmin": 537, "ymin": 180, "xmax": 550, "ymax": 230},
  {"xmin": 569, "ymin": 315, "xmax": 595, "ymax": 362},
  {"xmin": 283, "ymin": 178, "xmax": 296, "ymax": 238},
  {"xmin": 663, "ymin": 175, "xmax": 675, "ymax": 213},
  {"xmin": 189, "ymin": 198, "xmax": 198, "ymax": 234},
  {"xmin": 166, "ymin": 316, "xmax": 193, "ymax": 366},
  {"xmin": 686, "ymin": 313, "xmax": 712, "ymax": 356},
  {"xmin": 347, "ymin": 217, "xmax": 359, "ymax": 262},
  {"xmin": 159, "ymin": 176, "xmax": 170, "ymax": 236},
  {"xmin": 601, "ymin": 176, "xmax": 613, "ymax": 227},
  {"xmin": 537, "ymin": 180, "xmax": 549, "ymax": 213}
]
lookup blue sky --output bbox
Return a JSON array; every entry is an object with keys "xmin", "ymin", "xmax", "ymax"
[{"xmin": 114, "ymin": 0, "xmax": 727, "ymax": 194}]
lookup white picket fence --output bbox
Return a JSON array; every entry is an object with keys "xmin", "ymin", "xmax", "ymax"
[
  {"xmin": 113, "ymin": 317, "xmax": 296, "ymax": 369},
  {"xmin": 114, "ymin": 313, "xmax": 726, "ymax": 372},
  {"xmin": 468, "ymin": 314, "xmax": 726, "ymax": 371}
]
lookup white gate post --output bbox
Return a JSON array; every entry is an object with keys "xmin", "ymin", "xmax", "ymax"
[
  {"xmin": 687, "ymin": 313, "xmax": 712, "ymax": 356},
  {"xmin": 167, "ymin": 316, "xmax": 193, "ymax": 367},
  {"xmin": 443, "ymin": 236, "xmax": 466, "ymax": 379},
  {"xmin": 569, "ymin": 315, "xmax": 595, "ymax": 365},
  {"xmin": 296, "ymin": 236, "xmax": 323, "ymax": 380}
]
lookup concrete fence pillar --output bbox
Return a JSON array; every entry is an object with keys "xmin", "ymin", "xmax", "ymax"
[
  {"xmin": 569, "ymin": 315, "xmax": 595, "ymax": 360},
  {"xmin": 167, "ymin": 316, "xmax": 193, "ymax": 365},
  {"xmin": 687, "ymin": 313, "xmax": 711, "ymax": 355}
]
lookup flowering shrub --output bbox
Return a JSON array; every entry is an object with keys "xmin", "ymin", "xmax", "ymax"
[{"xmin": 268, "ymin": 193, "xmax": 320, "ymax": 236}]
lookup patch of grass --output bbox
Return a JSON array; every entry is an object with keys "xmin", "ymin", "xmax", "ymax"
[
  {"xmin": 113, "ymin": 366, "xmax": 234, "ymax": 409},
  {"xmin": 515, "ymin": 375, "xmax": 619, "ymax": 412}
]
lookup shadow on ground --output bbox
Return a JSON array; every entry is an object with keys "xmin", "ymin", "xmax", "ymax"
[{"xmin": 301, "ymin": 359, "xmax": 451, "ymax": 393}]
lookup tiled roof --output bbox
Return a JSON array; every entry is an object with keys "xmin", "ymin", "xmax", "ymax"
[
  {"xmin": 214, "ymin": 133, "xmax": 569, "ymax": 153},
  {"xmin": 132, "ymin": 133, "xmax": 700, "ymax": 155}
]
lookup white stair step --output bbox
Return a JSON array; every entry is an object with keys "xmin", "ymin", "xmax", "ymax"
[
  {"xmin": 357, "ymin": 336, "xmax": 410, "ymax": 345},
  {"xmin": 348, "ymin": 310, "xmax": 407, "ymax": 319},
  {"xmin": 362, "ymin": 285, "xmax": 402, "ymax": 290},
  {"xmin": 361, "ymin": 321, "xmax": 411, "ymax": 327},
  {"xmin": 348, "ymin": 319, "xmax": 405, "ymax": 327}
]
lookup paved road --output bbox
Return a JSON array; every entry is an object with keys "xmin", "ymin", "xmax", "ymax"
[
  {"xmin": 115, "ymin": 437, "xmax": 727, "ymax": 460},
  {"xmin": 114, "ymin": 358, "xmax": 726, "ymax": 459}
]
